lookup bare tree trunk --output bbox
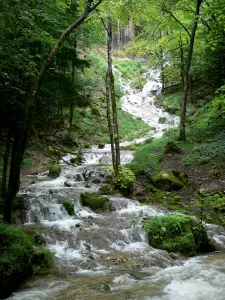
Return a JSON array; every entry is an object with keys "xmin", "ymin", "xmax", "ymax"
[
  {"xmin": 179, "ymin": 0, "xmax": 203, "ymax": 141},
  {"xmin": 107, "ymin": 16, "xmax": 121, "ymax": 172},
  {"xmin": 159, "ymin": 31, "xmax": 165, "ymax": 93},
  {"xmin": 3, "ymin": 0, "xmax": 103, "ymax": 223},
  {"xmin": 2, "ymin": 129, "xmax": 11, "ymax": 200},
  {"xmin": 106, "ymin": 70, "xmax": 116, "ymax": 169},
  {"xmin": 179, "ymin": 33, "xmax": 185, "ymax": 88}
]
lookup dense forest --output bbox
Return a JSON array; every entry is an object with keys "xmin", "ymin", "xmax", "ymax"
[{"xmin": 1, "ymin": 0, "xmax": 225, "ymax": 299}]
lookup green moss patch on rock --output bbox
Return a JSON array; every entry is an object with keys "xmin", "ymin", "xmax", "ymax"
[
  {"xmin": 98, "ymin": 184, "xmax": 115, "ymax": 195},
  {"xmin": 63, "ymin": 200, "xmax": 75, "ymax": 216},
  {"xmin": 143, "ymin": 214, "xmax": 215, "ymax": 257},
  {"xmin": 164, "ymin": 141, "xmax": 182, "ymax": 154},
  {"xmin": 48, "ymin": 164, "xmax": 61, "ymax": 178},
  {"xmin": 153, "ymin": 170, "xmax": 188, "ymax": 191},
  {"xmin": 80, "ymin": 192, "xmax": 109, "ymax": 212},
  {"xmin": 0, "ymin": 223, "xmax": 33, "ymax": 298}
]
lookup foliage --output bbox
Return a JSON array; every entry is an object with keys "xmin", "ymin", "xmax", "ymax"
[
  {"xmin": 114, "ymin": 166, "xmax": 135, "ymax": 189},
  {"xmin": 201, "ymin": 86, "xmax": 225, "ymax": 125},
  {"xmin": 32, "ymin": 248, "xmax": 53, "ymax": 273},
  {"xmin": 143, "ymin": 214, "xmax": 215, "ymax": 256},
  {"xmin": 191, "ymin": 193, "xmax": 225, "ymax": 226},
  {"xmin": 0, "ymin": 223, "xmax": 33, "ymax": 298},
  {"xmin": 22, "ymin": 158, "xmax": 33, "ymax": 169},
  {"xmin": 114, "ymin": 59, "xmax": 145, "ymax": 79}
]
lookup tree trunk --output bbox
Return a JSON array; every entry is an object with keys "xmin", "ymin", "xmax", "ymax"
[
  {"xmin": 179, "ymin": 0, "xmax": 203, "ymax": 141},
  {"xmin": 1, "ymin": 129, "xmax": 11, "ymax": 200},
  {"xmin": 2, "ymin": 0, "xmax": 103, "ymax": 223},
  {"xmin": 179, "ymin": 33, "xmax": 185, "ymax": 88},
  {"xmin": 107, "ymin": 16, "xmax": 121, "ymax": 172},
  {"xmin": 4, "ymin": 127, "xmax": 28, "ymax": 223},
  {"xmin": 106, "ymin": 70, "xmax": 116, "ymax": 169}
]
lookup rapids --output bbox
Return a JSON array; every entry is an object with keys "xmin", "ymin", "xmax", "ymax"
[{"xmin": 8, "ymin": 68, "xmax": 225, "ymax": 300}]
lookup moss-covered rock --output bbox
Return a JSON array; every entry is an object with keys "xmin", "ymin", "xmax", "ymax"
[
  {"xmin": 80, "ymin": 192, "xmax": 109, "ymax": 212},
  {"xmin": 98, "ymin": 184, "xmax": 114, "ymax": 195},
  {"xmin": 63, "ymin": 200, "xmax": 75, "ymax": 216},
  {"xmin": 153, "ymin": 170, "xmax": 187, "ymax": 191},
  {"xmin": 48, "ymin": 164, "xmax": 61, "ymax": 178},
  {"xmin": 143, "ymin": 214, "xmax": 215, "ymax": 257},
  {"xmin": 164, "ymin": 141, "xmax": 182, "ymax": 154},
  {"xmin": 98, "ymin": 143, "xmax": 105, "ymax": 149},
  {"xmin": 70, "ymin": 153, "xmax": 83, "ymax": 165},
  {"xmin": 0, "ymin": 224, "xmax": 33, "ymax": 298},
  {"xmin": 158, "ymin": 117, "xmax": 167, "ymax": 124}
]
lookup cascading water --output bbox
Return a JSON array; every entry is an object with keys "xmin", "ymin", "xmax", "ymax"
[{"xmin": 8, "ymin": 67, "xmax": 225, "ymax": 300}]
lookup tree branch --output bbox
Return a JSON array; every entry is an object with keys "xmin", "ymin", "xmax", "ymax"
[{"xmin": 162, "ymin": 6, "xmax": 191, "ymax": 38}]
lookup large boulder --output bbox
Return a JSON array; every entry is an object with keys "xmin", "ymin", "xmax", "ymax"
[
  {"xmin": 143, "ymin": 214, "xmax": 215, "ymax": 257},
  {"xmin": 153, "ymin": 170, "xmax": 187, "ymax": 191},
  {"xmin": 80, "ymin": 192, "xmax": 109, "ymax": 212}
]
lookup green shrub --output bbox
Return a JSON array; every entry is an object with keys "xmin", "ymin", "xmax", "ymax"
[
  {"xmin": 0, "ymin": 224, "xmax": 33, "ymax": 298},
  {"xmin": 98, "ymin": 184, "xmax": 114, "ymax": 195},
  {"xmin": 22, "ymin": 158, "xmax": 33, "ymax": 168},
  {"xmin": 80, "ymin": 192, "xmax": 109, "ymax": 212},
  {"xmin": 114, "ymin": 59, "xmax": 145, "ymax": 79},
  {"xmin": 143, "ymin": 214, "xmax": 215, "ymax": 256},
  {"xmin": 114, "ymin": 166, "xmax": 135, "ymax": 189}
]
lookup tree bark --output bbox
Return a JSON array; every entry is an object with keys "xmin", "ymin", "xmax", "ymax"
[
  {"xmin": 179, "ymin": 0, "xmax": 203, "ymax": 141},
  {"xmin": 106, "ymin": 70, "xmax": 116, "ymax": 169},
  {"xmin": 106, "ymin": 16, "xmax": 121, "ymax": 172},
  {"xmin": 3, "ymin": 0, "xmax": 103, "ymax": 223},
  {"xmin": 179, "ymin": 33, "xmax": 185, "ymax": 88}
]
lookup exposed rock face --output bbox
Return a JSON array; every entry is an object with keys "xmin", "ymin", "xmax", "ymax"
[{"xmin": 153, "ymin": 169, "xmax": 188, "ymax": 191}]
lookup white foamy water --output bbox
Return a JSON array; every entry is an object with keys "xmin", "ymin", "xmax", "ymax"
[{"xmin": 9, "ymin": 62, "xmax": 225, "ymax": 300}]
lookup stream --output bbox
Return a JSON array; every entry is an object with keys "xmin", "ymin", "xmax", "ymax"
[{"xmin": 8, "ymin": 68, "xmax": 225, "ymax": 300}]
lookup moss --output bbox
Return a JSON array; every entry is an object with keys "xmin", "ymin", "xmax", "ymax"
[
  {"xmin": 153, "ymin": 170, "xmax": 187, "ymax": 191},
  {"xmin": 98, "ymin": 184, "xmax": 114, "ymax": 195},
  {"xmin": 0, "ymin": 223, "xmax": 33, "ymax": 298},
  {"xmin": 164, "ymin": 141, "xmax": 182, "ymax": 154},
  {"xmin": 12, "ymin": 195, "xmax": 25, "ymax": 211},
  {"xmin": 143, "ymin": 214, "xmax": 215, "ymax": 257},
  {"xmin": 80, "ymin": 192, "xmax": 109, "ymax": 212},
  {"xmin": 48, "ymin": 164, "xmax": 61, "ymax": 178},
  {"xmin": 159, "ymin": 117, "xmax": 167, "ymax": 124},
  {"xmin": 32, "ymin": 248, "xmax": 53, "ymax": 274},
  {"xmin": 63, "ymin": 200, "xmax": 75, "ymax": 216}
]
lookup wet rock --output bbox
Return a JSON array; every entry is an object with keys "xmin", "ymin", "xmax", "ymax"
[
  {"xmin": 49, "ymin": 189, "xmax": 53, "ymax": 194},
  {"xmin": 158, "ymin": 117, "xmax": 167, "ymax": 124},
  {"xmin": 89, "ymin": 284, "xmax": 110, "ymax": 292},
  {"xmin": 64, "ymin": 181, "xmax": 71, "ymax": 187},
  {"xmin": 153, "ymin": 170, "xmax": 188, "ymax": 191},
  {"xmin": 98, "ymin": 143, "xmax": 105, "ymax": 149},
  {"xmin": 74, "ymin": 173, "xmax": 84, "ymax": 182}
]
